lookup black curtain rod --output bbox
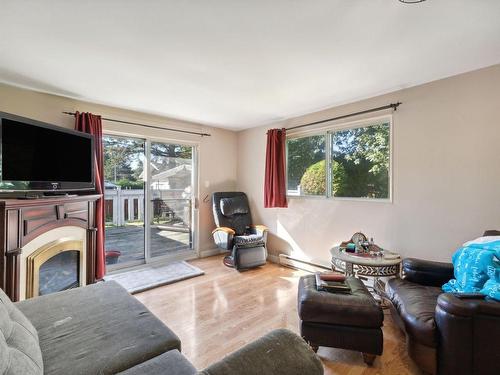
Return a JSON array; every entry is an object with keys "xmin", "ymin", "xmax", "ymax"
[
  {"xmin": 62, "ymin": 112, "xmax": 211, "ymax": 137},
  {"xmin": 284, "ymin": 102, "xmax": 402, "ymax": 132}
]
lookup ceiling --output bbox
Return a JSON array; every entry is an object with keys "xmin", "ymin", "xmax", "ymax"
[{"xmin": 1, "ymin": 1, "xmax": 500, "ymax": 130}]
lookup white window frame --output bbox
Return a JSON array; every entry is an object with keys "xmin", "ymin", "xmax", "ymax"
[{"xmin": 286, "ymin": 114, "xmax": 393, "ymax": 203}]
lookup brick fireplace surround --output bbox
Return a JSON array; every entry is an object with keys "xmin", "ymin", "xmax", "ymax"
[{"xmin": 0, "ymin": 194, "xmax": 100, "ymax": 301}]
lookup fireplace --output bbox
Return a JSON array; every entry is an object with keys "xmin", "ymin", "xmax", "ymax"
[
  {"xmin": 26, "ymin": 239, "xmax": 84, "ymax": 298},
  {"xmin": 0, "ymin": 194, "xmax": 100, "ymax": 302}
]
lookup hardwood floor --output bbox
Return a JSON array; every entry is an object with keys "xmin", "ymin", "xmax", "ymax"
[{"xmin": 135, "ymin": 255, "xmax": 423, "ymax": 375}]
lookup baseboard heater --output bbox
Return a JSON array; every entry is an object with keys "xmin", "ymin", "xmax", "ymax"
[{"xmin": 278, "ymin": 254, "xmax": 331, "ymax": 273}]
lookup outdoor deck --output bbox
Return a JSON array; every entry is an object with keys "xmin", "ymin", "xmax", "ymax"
[{"xmin": 105, "ymin": 225, "xmax": 191, "ymax": 265}]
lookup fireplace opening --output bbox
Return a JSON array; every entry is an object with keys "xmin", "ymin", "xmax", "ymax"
[
  {"xmin": 26, "ymin": 238, "xmax": 85, "ymax": 299},
  {"xmin": 39, "ymin": 250, "xmax": 80, "ymax": 296}
]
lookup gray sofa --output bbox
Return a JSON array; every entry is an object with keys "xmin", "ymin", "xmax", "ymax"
[{"xmin": 1, "ymin": 281, "xmax": 323, "ymax": 375}]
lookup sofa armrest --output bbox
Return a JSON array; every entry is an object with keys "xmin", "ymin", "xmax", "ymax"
[
  {"xmin": 200, "ymin": 329, "xmax": 323, "ymax": 375},
  {"xmin": 437, "ymin": 293, "xmax": 500, "ymax": 318},
  {"xmin": 402, "ymin": 258, "xmax": 454, "ymax": 287},
  {"xmin": 483, "ymin": 229, "xmax": 500, "ymax": 236},
  {"xmin": 117, "ymin": 350, "xmax": 197, "ymax": 375},
  {"xmin": 435, "ymin": 293, "xmax": 500, "ymax": 375}
]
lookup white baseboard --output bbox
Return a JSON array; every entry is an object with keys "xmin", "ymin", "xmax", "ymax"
[
  {"xmin": 198, "ymin": 247, "xmax": 227, "ymax": 258},
  {"xmin": 267, "ymin": 254, "xmax": 280, "ymax": 264},
  {"xmin": 277, "ymin": 253, "xmax": 331, "ymax": 273}
]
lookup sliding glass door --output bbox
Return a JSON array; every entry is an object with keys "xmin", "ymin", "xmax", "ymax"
[
  {"xmin": 104, "ymin": 135, "xmax": 196, "ymax": 270},
  {"xmin": 103, "ymin": 135, "xmax": 146, "ymax": 268},
  {"xmin": 148, "ymin": 142, "xmax": 194, "ymax": 260}
]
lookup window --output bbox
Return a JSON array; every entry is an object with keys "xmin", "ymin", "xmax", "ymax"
[
  {"xmin": 286, "ymin": 118, "xmax": 391, "ymax": 200},
  {"xmin": 286, "ymin": 134, "xmax": 325, "ymax": 196}
]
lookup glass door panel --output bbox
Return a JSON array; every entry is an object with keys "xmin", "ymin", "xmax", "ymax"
[
  {"xmin": 103, "ymin": 135, "xmax": 146, "ymax": 268},
  {"xmin": 148, "ymin": 142, "xmax": 194, "ymax": 259}
]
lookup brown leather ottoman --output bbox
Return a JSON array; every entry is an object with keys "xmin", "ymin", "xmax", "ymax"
[{"xmin": 298, "ymin": 275, "xmax": 384, "ymax": 365}]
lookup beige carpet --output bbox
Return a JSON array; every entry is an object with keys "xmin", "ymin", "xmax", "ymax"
[{"xmin": 104, "ymin": 261, "xmax": 204, "ymax": 293}]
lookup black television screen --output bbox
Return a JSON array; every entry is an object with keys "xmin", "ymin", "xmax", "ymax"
[{"xmin": 0, "ymin": 112, "xmax": 94, "ymax": 192}]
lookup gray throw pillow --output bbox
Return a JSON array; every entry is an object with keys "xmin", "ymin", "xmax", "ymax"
[{"xmin": 0, "ymin": 288, "xmax": 43, "ymax": 375}]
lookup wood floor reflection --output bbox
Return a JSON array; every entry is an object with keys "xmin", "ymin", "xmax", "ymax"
[{"xmin": 135, "ymin": 255, "xmax": 423, "ymax": 375}]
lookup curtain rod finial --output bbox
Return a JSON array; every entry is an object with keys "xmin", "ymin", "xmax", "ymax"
[{"xmin": 391, "ymin": 102, "xmax": 402, "ymax": 111}]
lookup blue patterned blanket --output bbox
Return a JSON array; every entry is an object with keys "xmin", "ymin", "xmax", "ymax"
[{"xmin": 442, "ymin": 237, "xmax": 500, "ymax": 301}]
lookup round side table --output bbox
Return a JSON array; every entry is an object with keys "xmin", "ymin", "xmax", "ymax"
[{"xmin": 330, "ymin": 246, "xmax": 401, "ymax": 303}]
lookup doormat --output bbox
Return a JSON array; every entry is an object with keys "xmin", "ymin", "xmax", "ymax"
[{"xmin": 104, "ymin": 261, "xmax": 204, "ymax": 293}]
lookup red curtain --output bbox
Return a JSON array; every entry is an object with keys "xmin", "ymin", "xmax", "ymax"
[
  {"xmin": 264, "ymin": 128, "xmax": 288, "ymax": 208},
  {"xmin": 74, "ymin": 112, "xmax": 106, "ymax": 280}
]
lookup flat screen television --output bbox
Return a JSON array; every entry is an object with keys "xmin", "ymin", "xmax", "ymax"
[{"xmin": 0, "ymin": 112, "xmax": 95, "ymax": 193}]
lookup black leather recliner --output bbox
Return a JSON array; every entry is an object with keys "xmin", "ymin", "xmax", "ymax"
[
  {"xmin": 385, "ymin": 230, "xmax": 500, "ymax": 375},
  {"xmin": 212, "ymin": 192, "xmax": 268, "ymax": 270}
]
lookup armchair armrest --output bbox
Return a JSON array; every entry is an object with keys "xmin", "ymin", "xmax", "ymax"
[
  {"xmin": 435, "ymin": 294, "xmax": 500, "ymax": 375},
  {"xmin": 437, "ymin": 293, "xmax": 500, "ymax": 318},
  {"xmin": 212, "ymin": 227, "xmax": 235, "ymax": 250},
  {"xmin": 212, "ymin": 227, "xmax": 236, "ymax": 235},
  {"xmin": 483, "ymin": 229, "xmax": 500, "ymax": 236},
  {"xmin": 402, "ymin": 258, "xmax": 454, "ymax": 287},
  {"xmin": 200, "ymin": 329, "xmax": 323, "ymax": 375},
  {"xmin": 249, "ymin": 224, "xmax": 268, "ymax": 232},
  {"xmin": 248, "ymin": 224, "xmax": 268, "ymax": 244}
]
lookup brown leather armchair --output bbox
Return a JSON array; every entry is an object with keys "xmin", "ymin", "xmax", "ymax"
[{"xmin": 386, "ymin": 231, "xmax": 500, "ymax": 375}]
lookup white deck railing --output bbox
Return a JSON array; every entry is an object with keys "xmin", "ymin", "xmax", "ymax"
[{"xmin": 104, "ymin": 187, "xmax": 191, "ymax": 227}]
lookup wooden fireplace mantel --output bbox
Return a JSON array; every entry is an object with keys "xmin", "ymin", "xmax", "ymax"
[{"xmin": 0, "ymin": 194, "xmax": 101, "ymax": 301}]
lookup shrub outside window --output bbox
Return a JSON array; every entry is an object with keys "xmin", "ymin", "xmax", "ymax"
[
  {"xmin": 286, "ymin": 118, "xmax": 391, "ymax": 200},
  {"xmin": 286, "ymin": 134, "xmax": 325, "ymax": 196}
]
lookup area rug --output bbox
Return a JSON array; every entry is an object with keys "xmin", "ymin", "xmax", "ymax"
[{"xmin": 104, "ymin": 261, "xmax": 204, "ymax": 293}]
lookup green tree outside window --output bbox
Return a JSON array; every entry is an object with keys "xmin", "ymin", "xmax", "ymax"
[{"xmin": 287, "ymin": 121, "xmax": 390, "ymax": 199}]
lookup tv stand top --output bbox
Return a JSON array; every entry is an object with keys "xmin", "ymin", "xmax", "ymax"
[
  {"xmin": 0, "ymin": 193, "xmax": 101, "ymax": 208},
  {"xmin": 17, "ymin": 193, "xmax": 78, "ymax": 200}
]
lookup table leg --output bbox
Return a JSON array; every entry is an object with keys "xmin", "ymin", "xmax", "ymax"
[
  {"xmin": 345, "ymin": 261, "xmax": 354, "ymax": 277},
  {"xmin": 362, "ymin": 353, "xmax": 376, "ymax": 366}
]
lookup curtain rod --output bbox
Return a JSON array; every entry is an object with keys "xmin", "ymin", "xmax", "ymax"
[
  {"xmin": 62, "ymin": 112, "xmax": 211, "ymax": 137},
  {"xmin": 284, "ymin": 102, "xmax": 402, "ymax": 132}
]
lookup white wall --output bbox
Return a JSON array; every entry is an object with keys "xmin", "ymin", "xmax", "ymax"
[
  {"xmin": 237, "ymin": 64, "xmax": 500, "ymax": 264},
  {"xmin": 0, "ymin": 83, "xmax": 237, "ymax": 255},
  {"xmin": 3, "ymin": 64, "xmax": 499, "ymax": 264}
]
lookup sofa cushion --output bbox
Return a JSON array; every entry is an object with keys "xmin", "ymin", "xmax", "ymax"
[
  {"xmin": 0, "ymin": 288, "xmax": 43, "ymax": 375},
  {"xmin": 386, "ymin": 278, "xmax": 442, "ymax": 347},
  {"xmin": 200, "ymin": 329, "xmax": 323, "ymax": 375},
  {"xmin": 298, "ymin": 275, "xmax": 383, "ymax": 328},
  {"xmin": 116, "ymin": 350, "xmax": 197, "ymax": 375},
  {"xmin": 15, "ymin": 281, "xmax": 181, "ymax": 375}
]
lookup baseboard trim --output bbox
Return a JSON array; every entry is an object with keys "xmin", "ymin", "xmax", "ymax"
[
  {"xmin": 199, "ymin": 248, "xmax": 227, "ymax": 258},
  {"xmin": 277, "ymin": 253, "xmax": 331, "ymax": 273},
  {"xmin": 267, "ymin": 254, "xmax": 280, "ymax": 264}
]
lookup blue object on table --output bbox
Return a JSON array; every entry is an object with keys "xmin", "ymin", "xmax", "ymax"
[{"xmin": 346, "ymin": 243, "xmax": 356, "ymax": 252}]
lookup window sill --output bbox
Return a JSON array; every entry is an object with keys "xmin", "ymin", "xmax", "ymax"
[
  {"xmin": 287, "ymin": 194, "xmax": 326, "ymax": 199},
  {"xmin": 286, "ymin": 194, "xmax": 393, "ymax": 204}
]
